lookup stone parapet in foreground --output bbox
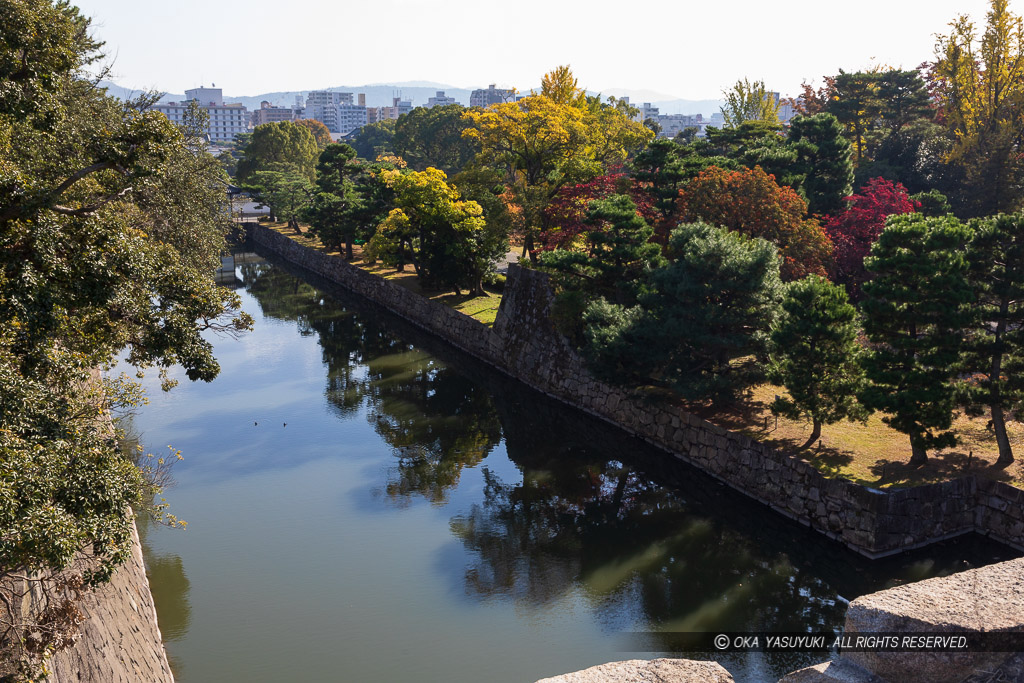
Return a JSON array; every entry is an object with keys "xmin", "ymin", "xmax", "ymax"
[
  {"xmin": 535, "ymin": 658, "xmax": 734, "ymax": 683},
  {"xmin": 783, "ymin": 556, "xmax": 1024, "ymax": 682}
]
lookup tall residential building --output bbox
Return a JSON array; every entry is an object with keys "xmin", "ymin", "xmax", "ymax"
[
  {"xmin": 426, "ymin": 91, "xmax": 459, "ymax": 108},
  {"xmin": 152, "ymin": 86, "xmax": 249, "ymax": 142},
  {"xmin": 378, "ymin": 97, "xmax": 412, "ymax": 121},
  {"xmin": 304, "ymin": 91, "xmax": 356, "ymax": 132},
  {"xmin": 337, "ymin": 102, "xmax": 368, "ymax": 135},
  {"xmin": 778, "ymin": 98, "xmax": 799, "ymax": 124},
  {"xmin": 252, "ymin": 101, "xmax": 294, "ymax": 126},
  {"xmin": 470, "ymin": 84, "xmax": 515, "ymax": 108}
]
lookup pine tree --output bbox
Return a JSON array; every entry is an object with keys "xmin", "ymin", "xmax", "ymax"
[
  {"xmin": 306, "ymin": 143, "xmax": 364, "ymax": 258},
  {"xmin": 540, "ymin": 194, "xmax": 664, "ymax": 306},
  {"xmin": 637, "ymin": 222, "xmax": 783, "ymax": 401},
  {"xmin": 860, "ymin": 214, "xmax": 975, "ymax": 465},
  {"xmin": 788, "ymin": 113, "xmax": 854, "ymax": 216},
  {"xmin": 962, "ymin": 213, "xmax": 1024, "ymax": 466},
  {"xmin": 769, "ymin": 275, "xmax": 868, "ymax": 448}
]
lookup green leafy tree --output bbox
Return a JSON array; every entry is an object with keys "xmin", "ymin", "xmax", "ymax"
[
  {"xmin": 788, "ymin": 113, "xmax": 855, "ymax": 216},
  {"xmin": 236, "ymin": 120, "xmax": 319, "ymax": 182},
  {"xmin": 720, "ymin": 78, "xmax": 781, "ymax": 128},
  {"xmin": 0, "ymin": 1, "xmax": 251, "ymax": 674},
  {"xmin": 962, "ymin": 213, "xmax": 1024, "ymax": 466},
  {"xmin": 585, "ymin": 223, "xmax": 782, "ymax": 401},
  {"xmin": 769, "ymin": 276, "xmax": 868, "ymax": 448},
  {"xmin": 702, "ymin": 120, "xmax": 804, "ymax": 190},
  {"xmin": 858, "ymin": 121, "xmax": 951, "ymax": 194},
  {"xmin": 875, "ymin": 69, "xmax": 935, "ymax": 134},
  {"xmin": 631, "ymin": 138, "xmax": 693, "ymax": 222},
  {"xmin": 370, "ymin": 167, "xmax": 497, "ymax": 295},
  {"xmin": 911, "ymin": 190, "xmax": 952, "ymax": 217},
  {"xmin": 351, "ymin": 118, "xmax": 397, "ymax": 160},
  {"xmin": 393, "ymin": 104, "xmax": 478, "ymax": 175},
  {"xmin": 860, "ymin": 214, "xmax": 975, "ymax": 465},
  {"xmin": 642, "ymin": 223, "xmax": 783, "ymax": 400},
  {"xmin": 827, "ymin": 70, "xmax": 884, "ymax": 166},
  {"xmin": 136, "ymin": 100, "xmax": 232, "ymax": 273}
]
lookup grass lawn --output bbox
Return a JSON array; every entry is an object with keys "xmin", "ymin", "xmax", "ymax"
[
  {"xmin": 695, "ymin": 383, "xmax": 1024, "ymax": 490},
  {"xmin": 262, "ymin": 222, "xmax": 504, "ymax": 326}
]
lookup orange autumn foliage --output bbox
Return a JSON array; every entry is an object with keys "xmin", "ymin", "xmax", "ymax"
[{"xmin": 677, "ymin": 165, "xmax": 833, "ymax": 281}]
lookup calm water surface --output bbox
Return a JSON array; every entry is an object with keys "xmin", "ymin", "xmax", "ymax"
[{"xmin": 130, "ymin": 250, "xmax": 1016, "ymax": 683}]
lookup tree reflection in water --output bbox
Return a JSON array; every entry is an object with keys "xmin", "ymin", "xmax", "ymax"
[
  {"xmin": 239, "ymin": 254, "xmax": 1014, "ymax": 664},
  {"xmin": 240, "ymin": 261, "xmax": 501, "ymax": 504}
]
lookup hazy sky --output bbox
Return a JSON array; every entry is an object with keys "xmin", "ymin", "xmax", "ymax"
[{"xmin": 75, "ymin": 0, "xmax": 997, "ymax": 99}]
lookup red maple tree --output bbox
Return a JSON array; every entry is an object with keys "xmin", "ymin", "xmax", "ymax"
[
  {"xmin": 823, "ymin": 177, "xmax": 918, "ymax": 291},
  {"xmin": 539, "ymin": 174, "xmax": 656, "ymax": 251}
]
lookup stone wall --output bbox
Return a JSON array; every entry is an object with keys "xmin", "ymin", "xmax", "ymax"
[
  {"xmin": 0, "ymin": 369, "xmax": 176, "ymax": 682},
  {"xmin": 39, "ymin": 521, "xmax": 175, "ymax": 683},
  {"xmin": 249, "ymin": 224, "xmax": 1024, "ymax": 558}
]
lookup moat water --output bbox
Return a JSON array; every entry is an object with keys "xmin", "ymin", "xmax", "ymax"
[{"xmin": 131, "ymin": 249, "xmax": 1016, "ymax": 683}]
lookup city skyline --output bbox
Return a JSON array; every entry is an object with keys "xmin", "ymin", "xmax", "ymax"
[{"xmin": 75, "ymin": 0, "xmax": 996, "ymax": 100}]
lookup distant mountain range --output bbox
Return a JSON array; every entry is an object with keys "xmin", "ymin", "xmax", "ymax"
[{"xmin": 100, "ymin": 80, "xmax": 724, "ymax": 118}]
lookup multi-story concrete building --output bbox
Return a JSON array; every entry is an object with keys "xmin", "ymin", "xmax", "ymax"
[
  {"xmin": 656, "ymin": 113, "xmax": 710, "ymax": 139},
  {"xmin": 304, "ymin": 91, "xmax": 357, "ymax": 132},
  {"xmin": 470, "ymin": 84, "xmax": 515, "ymax": 108},
  {"xmin": 252, "ymin": 101, "xmax": 294, "ymax": 126},
  {"xmin": 336, "ymin": 102, "xmax": 368, "ymax": 135},
  {"xmin": 640, "ymin": 102, "xmax": 660, "ymax": 123},
  {"xmin": 378, "ymin": 97, "xmax": 412, "ymax": 121},
  {"xmin": 778, "ymin": 98, "xmax": 799, "ymax": 124},
  {"xmin": 426, "ymin": 91, "xmax": 459, "ymax": 108},
  {"xmin": 152, "ymin": 86, "xmax": 249, "ymax": 142}
]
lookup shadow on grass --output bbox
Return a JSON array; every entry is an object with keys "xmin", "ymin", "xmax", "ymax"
[{"xmin": 867, "ymin": 449, "xmax": 1018, "ymax": 489}]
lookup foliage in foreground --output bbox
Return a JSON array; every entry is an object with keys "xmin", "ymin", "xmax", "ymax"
[{"xmin": 1, "ymin": 0, "xmax": 251, "ymax": 676}]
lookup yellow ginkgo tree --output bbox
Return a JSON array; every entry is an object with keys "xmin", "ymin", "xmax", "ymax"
[
  {"xmin": 462, "ymin": 66, "xmax": 652, "ymax": 258},
  {"xmin": 934, "ymin": 0, "xmax": 1024, "ymax": 215}
]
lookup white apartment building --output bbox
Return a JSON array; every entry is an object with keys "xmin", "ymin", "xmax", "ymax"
[
  {"xmin": 336, "ymin": 103, "xmax": 368, "ymax": 135},
  {"xmin": 426, "ymin": 91, "xmax": 459, "ymax": 107},
  {"xmin": 152, "ymin": 86, "xmax": 249, "ymax": 142},
  {"xmin": 304, "ymin": 91, "xmax": 356, "ymax": 132},
  {"xmin": 656, "ymin": 113, "xmax": 711, "ymax": 139},
  {"xmin": 470, "ymin": 84, "xmax": 515, "ymax": 108},
  {"xmin": 640, "ymin": 102, "xmax": 660, "ymax": 122}
]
